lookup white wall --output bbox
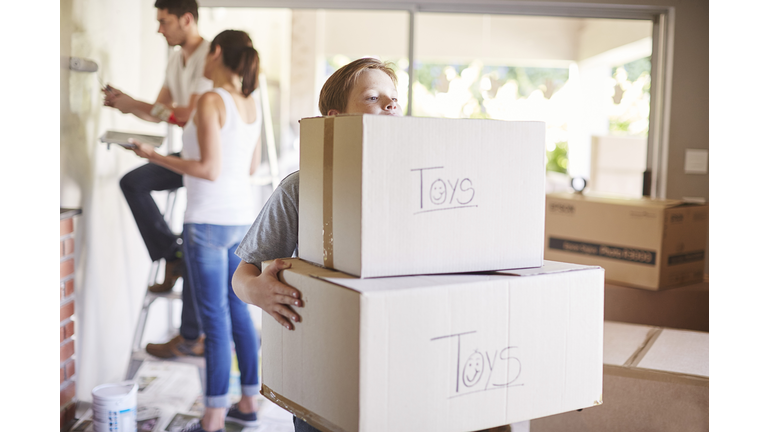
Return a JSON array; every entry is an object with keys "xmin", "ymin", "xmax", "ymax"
[{"xmin": 61, "ymin": 0, "xmax": 173, "ymax": 402}]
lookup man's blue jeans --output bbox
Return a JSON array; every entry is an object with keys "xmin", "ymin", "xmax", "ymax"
[
  {"xmin": 183, "ymin": 223, "xmax": 260, "ymax": 407},
  {"xmin": 120, "ymin": 160, "xmax": 202, "ymax": 341}
]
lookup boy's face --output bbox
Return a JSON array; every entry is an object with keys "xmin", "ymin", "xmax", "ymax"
[{"xmin": 330, "ymin": 69, "xmax": 403, "ymax": 116}]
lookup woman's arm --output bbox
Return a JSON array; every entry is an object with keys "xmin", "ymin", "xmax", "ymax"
[{"xmin": 131, "ymin": 92, "xmax": 224, "ymax": 181}]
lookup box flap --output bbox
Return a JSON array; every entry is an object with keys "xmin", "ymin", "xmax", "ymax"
[
  {"xmin": 494, "ymin": 260, "xmax": 601, "ymax": 276},
  {"xmin": 603, "ymin": 321, "xmax": 659, "ymax": 366},
  {"xmin": 636, "ymin": 329, "xmax": 709, "ymax": 378},
  {"xmin": 321, "ymin": 273, "xmax": 496, "ymax": 293},
  {"xmin": 547, "ymin": 192, "xmax": 704, "ymax": 209},
  {"xmin": 319, "ymin": 260, "xmax": 601, "ymax": 294}
]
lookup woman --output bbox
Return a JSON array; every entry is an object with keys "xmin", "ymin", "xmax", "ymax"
[{"xmin": 131, "ymin": 30, "xmax": 262, "ymax": 432}]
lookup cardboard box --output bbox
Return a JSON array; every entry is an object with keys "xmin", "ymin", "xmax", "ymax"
[
  {"xmin": 604, "ymin": 280, "xmax": 709, "ymax": 332},
  {"xmin": 531, "ymin": 321, "xmax": 708, "ymax": 432},
  {"xmin": 299, "ymin": 115, "xmax": 545, "ymax": 278},
  {"xmin": 544, "ymin": 193, "xmax": 708, "ymax": 290},
  {"xmin": 261, "ymin": 258, "xmax": 604, "ymax": 432}
]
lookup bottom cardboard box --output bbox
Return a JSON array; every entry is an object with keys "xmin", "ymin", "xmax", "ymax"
[
  {"xmin": 604, "ymin": 280, "xmax": 709, "ymax": 331},
  {"xmin": 262, "ymin": 258, "xmax": 604, "ymax": 432},
  {"xmin": 531, "ymin": 321, "xmax": 708, "ymax": 432}
]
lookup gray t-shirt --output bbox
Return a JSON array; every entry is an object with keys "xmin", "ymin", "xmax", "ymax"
[{"xmin": 235, "ymin": 171, "xmax": 300, "ymax": 269}]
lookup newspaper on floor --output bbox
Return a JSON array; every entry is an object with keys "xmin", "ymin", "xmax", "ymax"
[
  {"xmin": 69, "ymin": 360, "xmax": 277, "ymax": 431},
  {"xmin": 135, "ymin": 360, "xmax": 202, "ymax": 431}
]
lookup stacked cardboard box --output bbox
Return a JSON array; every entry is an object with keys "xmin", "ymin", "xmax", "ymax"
[
  {"xmin": 604, "ymin": 280, "xmax": 708, "ymax": 332},
  {"xmin": 298, "ymin": 115, "xmax": 547, "ymax": 278},
  {"xmin": 261, "ymin": 115, "xmax": 605, "ymax": 432},
  {"xmin": 544, "ymin": 193, "xmax": 709, "ymax": 332},
  {"xmin": 544, "ymin": 193, "xmax": 708, "ymax": 291}
]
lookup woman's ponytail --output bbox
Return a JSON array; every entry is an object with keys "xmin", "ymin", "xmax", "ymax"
[
  {"xmin": 210, "ymin": 30, "xmax": 260, "ymax": 97},
  {"xmin": 240, "ymin": 47, "xmax": 259, "ymax": 97}
]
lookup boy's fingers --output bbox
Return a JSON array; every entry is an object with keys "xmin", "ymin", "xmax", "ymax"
[
  {"xmin": 278, "ymin": 294, "xmax": 302, "ymax": 308},
  {"xmin": 264, "ymin": 267, "xmax": 302, "ymax": 299},
  {"xmin": 274, "ymin": 304, "xmax": 302, "ymax": 324},
  {"xmin": 265, "ymin": 259, "xmax": 292, "ymax": 278},
  {"xmin": 273, "ymin": 258, "xmax": 292, "ymax": 268},
  {"xmin": 270, "ymin": 312, "xmax": 293, "ymax": 331},
  {"xmin": 274, "ymin": 282, "xmax": 302, "ymax": 299}
]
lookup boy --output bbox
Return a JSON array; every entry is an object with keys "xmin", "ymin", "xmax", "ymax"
[
  {"xmin": 232, "ymin": 57, "xmax": 401, "ymax": 432},
  {"xmin": 233, "ymin": 58, "xmax": 511, "ymax": 432}
]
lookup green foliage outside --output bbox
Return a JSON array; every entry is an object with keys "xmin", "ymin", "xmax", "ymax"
[
  {"xmin": 414, "ymin": 62, "xmax": 570, "ymax": 102},
  {"xmin": 609, "ymin": 56, "xmax": 652, "ymax": 136},
  {"xmin": 546, "ymin": 141, "xmax": 569, "ymax": 174},
  {"xmin": 612, "ymin": 56, "xmax": 651, "ymax": 82}
]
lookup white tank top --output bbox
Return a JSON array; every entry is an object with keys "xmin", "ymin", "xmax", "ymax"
[{"xmin": 181, "ymin": 87, "xmax": 262, "ymax": 225}]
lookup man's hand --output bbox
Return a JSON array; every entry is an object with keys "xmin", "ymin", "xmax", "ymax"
[
  {"xmin": 103, "ymin": 85, "xmax": 136, "ymax": 114},
  {"xmin": 233, "ymin": 259, "xmax": 304, "ymax": 330}
]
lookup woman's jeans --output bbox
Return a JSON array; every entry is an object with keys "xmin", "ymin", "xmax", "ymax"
[{"xmin": 183, "ymin": 223, "xmax": 260, "ymax": 408}]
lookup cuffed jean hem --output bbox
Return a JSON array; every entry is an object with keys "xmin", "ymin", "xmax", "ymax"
[
  {"xmin": 204, "ymin": 394, "xmax": 231, "ymax": 409},
  {"xmin": 241, "ymin": 384, "xmax": 260, "ymax": 397}
]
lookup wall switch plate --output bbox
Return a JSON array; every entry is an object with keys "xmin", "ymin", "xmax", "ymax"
[{"xmin": 684, "ymin": 149, "xmax": 708, "ymax": 174}]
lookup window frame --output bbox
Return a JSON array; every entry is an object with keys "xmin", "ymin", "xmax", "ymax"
[{"xmin": 201, "ymin": 0, "xmax": 674, "ymax": 198}]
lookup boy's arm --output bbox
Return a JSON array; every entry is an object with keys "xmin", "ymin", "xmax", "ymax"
[{"xmin": 233, "ymin": 259, "xmax": 304, "ymax": 330}]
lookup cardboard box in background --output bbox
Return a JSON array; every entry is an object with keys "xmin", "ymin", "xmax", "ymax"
[
  {"xmin": 262, "ymin": 258, "xmax": 604, "ymax": 432},
  {"xmin": 531, "ymin": 321, "xmax": 708, "ymax": 432},
  {"xmin": 544, "ymin": 193, "xmax": 708, "ymax": 290},
  {"xmin": 604, "ymin": 280, "xmax": 708, "ymax": 332},
  {"xmin": 299, "ymin": 115, "xmax": 545, "ymax": 278}
]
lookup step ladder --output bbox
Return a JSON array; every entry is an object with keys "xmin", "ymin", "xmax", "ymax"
[{"xmin": 125, "ymin": 189, "xmax": 205, "ymax": 382}]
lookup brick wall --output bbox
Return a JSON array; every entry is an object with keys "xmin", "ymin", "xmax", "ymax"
[{"xmin": 60, "ymin": 215, "xmax": 77, "ymax": 429}]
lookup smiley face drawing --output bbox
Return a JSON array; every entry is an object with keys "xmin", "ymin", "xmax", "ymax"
[
  {"xmin": 430, "ymin": 179, "xmax": 447, "ymax": 205},
  {"xmin": 462, "ymin": 350, "xmax": 484, "ymax": 388}
]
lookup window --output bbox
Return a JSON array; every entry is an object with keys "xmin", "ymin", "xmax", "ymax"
[{"xmin": 197, "ymin": 1, "xmax": 672, "ymax": 198}]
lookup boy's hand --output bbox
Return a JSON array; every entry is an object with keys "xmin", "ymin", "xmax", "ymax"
[{"xmin": 233, "ymin": 259, "xmax": 304, "ymax": 330}]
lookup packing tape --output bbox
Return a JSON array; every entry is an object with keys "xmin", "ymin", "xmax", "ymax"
[
  {"xmin": 261, "ymin": 384, "xmax": 346, "ymax": 432},
  {"xmin": 610, "ymin": 326, "xmax": 709, "ymax": 387},
  {"xmin": 322, "ymin": 117, "xmax": 334, "ymax": 269},
  {"xmin": 623, "ymin": 327, "xmax": 663, "ymax": 368}
]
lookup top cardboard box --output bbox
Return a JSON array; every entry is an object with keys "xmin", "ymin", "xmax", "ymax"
[
  {"xmin": 544, "ymin": 193, "xmax": 708, "ymax": 290},
  {"xmin": 299, "ymin": 115, "xmax": 545, "ymax": 278}
]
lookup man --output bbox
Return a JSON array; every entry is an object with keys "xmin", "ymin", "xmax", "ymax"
[{"xmin": 104, "ymin": 0, "xmax": 210, "ymax": 358}]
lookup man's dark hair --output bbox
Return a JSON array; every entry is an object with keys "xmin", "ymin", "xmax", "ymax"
[{"xmin": 154, "ymin": 0, "xmax": 199, "ymax": 22}]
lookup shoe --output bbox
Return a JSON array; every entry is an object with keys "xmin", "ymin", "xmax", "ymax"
[
  {"xmin": 148, "ymin": 258, "xmax": 184, "ymax": 293},
  {"xmin": 225, "ymin": 403, "xmax": 258, "ymax": 426},
  {"xmin": 179, "ymin": 419, "xmax": 223, "ymax": 432},
  {"xmin": 145, "ymin": 334, "xmax": 205, "ymax": 359}
]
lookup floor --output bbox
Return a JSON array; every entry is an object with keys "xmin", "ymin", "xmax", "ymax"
[
  {"xmin": 68, "ymin": 355, "xmax": 531, "ymax": 432},
  {"xmin": 68, "ymin": 357, "xmax": 294, "ymax": 432}
]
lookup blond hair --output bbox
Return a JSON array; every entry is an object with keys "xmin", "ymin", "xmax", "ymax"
[{"xmin": 318, "ymin": 58, "xmax": 398, "ymax": 116}]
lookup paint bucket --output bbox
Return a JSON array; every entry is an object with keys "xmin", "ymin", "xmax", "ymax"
[{"xmin": 91, "ymin": 381, "xmax": 138, "ymax": 432}]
